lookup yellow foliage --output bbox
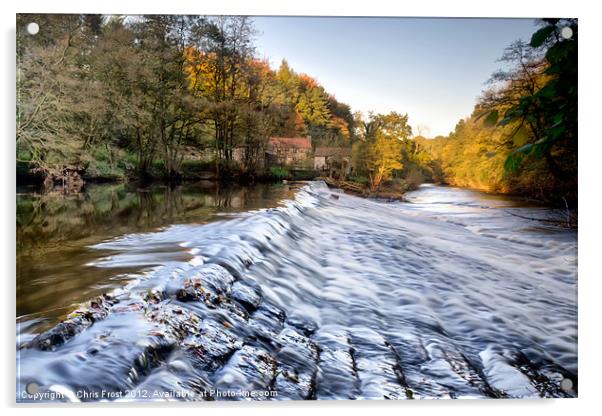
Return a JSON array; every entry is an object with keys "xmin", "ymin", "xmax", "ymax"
[{"xmin": 366, "ymin": 133, "xmax": 404, "ymax": 191}]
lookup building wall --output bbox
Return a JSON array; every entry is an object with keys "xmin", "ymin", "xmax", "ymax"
[
  {"xmin": 314, "ymin": 155, "xmax": 352, "ymax": 177},
  {"xmin": 270, "ymin": 146, "xmax": 312, "ymax": 168},
  {"xmin": 314, "ymin": 156, "xmax": 327, "ymax": 170}
]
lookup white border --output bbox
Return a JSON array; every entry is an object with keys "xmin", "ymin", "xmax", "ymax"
[{"xmin": 2, "ymin": 1, "xmax": 601, "ymax": 415}]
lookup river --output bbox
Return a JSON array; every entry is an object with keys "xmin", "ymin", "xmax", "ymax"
[{"xmin": 16, "ymin": 181, "xmax": 578, "ymax": 401}]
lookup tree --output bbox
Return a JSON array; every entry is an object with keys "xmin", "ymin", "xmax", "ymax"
[
  {"xmin": 351, "ymin": 112, "xmax": 406, "ymax": 190},
  {"xmin": 188, "ymin": 16, "xmax": 256, "ymax": 169},
  {"xmin": 17, "ymin": 14, "xmax": 358, "ymax": 185},
  {"xmin": 130, "ymin": 15, "xmax": 206, "ymax": 179},
  {"xmin": 477, "ymin": 19, "xmax": 577, "ymax": 204},
  {"xmin": 17, "ymin": 14, "xmax": 102, "ymax": 186},
  {"xmin": 365, "ymin": 132, "xmax": 404, "ymax": 191}
]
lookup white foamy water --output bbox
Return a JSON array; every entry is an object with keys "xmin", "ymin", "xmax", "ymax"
[{"xmin": 17, "ymin": 182, "xmax": 577, "ymax": 401}]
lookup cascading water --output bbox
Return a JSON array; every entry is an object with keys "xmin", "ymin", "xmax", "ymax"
[{"xmin": 16, "ymin": 181, "xmax": 577, "ymax": 401}]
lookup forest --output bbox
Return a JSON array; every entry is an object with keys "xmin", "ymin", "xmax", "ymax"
[
  {"xmin": 414, "ymin": 18, "xmax": 577, "ymax": 207},
  {"xmin": 16, "ymin": 15, "xmax": 577, "ymax": 207},
  {"xmin": 17, "ymin": 14, "xmax": 356, "ymax": 185}
]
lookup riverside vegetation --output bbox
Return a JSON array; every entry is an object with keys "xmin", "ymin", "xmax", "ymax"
[
  {"xmin": 16, "ymin": 16, "xmax": 578, "ymax": 401},
  {"xmin": 17, "ymin": 16, "xmax": 576, "ymax": 209}
]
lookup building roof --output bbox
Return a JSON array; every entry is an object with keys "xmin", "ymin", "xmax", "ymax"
[
  {"xmin": 314, "ymin": 147, "xmax": 352, "ymax": 157},
  {"xmin": 268, "ymin": 137, "xmax": 312, "ymax": 150}
]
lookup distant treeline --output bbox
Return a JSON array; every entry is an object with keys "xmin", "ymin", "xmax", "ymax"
[
  {"xmin": 414, "ymin": 19, "xmax": 577, "ymax": 207},
  {"xmin": 17, "ymin": 15, "xmax": 356, "ymax": 185},
  {"xmin": 17, "ymin": 16, "xmax": 577, "ymax": 207}
]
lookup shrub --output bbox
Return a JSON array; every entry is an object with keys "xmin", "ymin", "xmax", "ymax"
[{"xmin": 269, "ymin": 166, "xmax": 290, "ymax": 180}]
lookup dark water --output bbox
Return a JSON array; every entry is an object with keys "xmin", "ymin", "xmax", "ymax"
[
  {"xmin": 17, "ymin": 182, "xmax": 296, "ymax": 332},
  {"xmin": 16, "ymin": 182, "xmax": 577, "ymax": 401}
]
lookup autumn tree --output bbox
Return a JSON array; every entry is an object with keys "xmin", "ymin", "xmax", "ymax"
[
  {"xmin": 469, "ymin": 19, "xmax": 577, "ymax": 204},
  {"xmin": 17, "ymin": 14, "xmax": 357, "ymax": 184},
  {"xmin": 351, "ymin": 112, "xmax": 407, "ymax": 190},
  {"xmin": 365, "ymin": 132, "xmax": 404, "ymax": 190},
  {"xmin": 17, "ymin": 14, "xmax": 104, "ymax": 186},
  {"xmin": 188, "ymin": 16, "xmax": 256, "ymax": 170}
]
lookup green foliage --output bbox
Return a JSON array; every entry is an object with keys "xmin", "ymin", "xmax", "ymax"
[
  {"xmin": 483, "ymin": 110, "xmax": 499, "ymax": 127},
  {"xmin": 351, "ymin": 112, "xmax": 420, "ymax": 191},
  {"xmin": 269, "ymin": 166, "xmax": 290, "ymax": 180},
  {"xmin": 415, "ymin": 19, "xmax": 577, "ymax": 206},
  {"xmin": 530, "ymin": 25, "xmax": 556, "ymax": 48},
  {"xmin": 497, "ymin": 20, "xmax": 577, "ymax": 181},
  {"xmin": 17, "ymin": 15, "xmax": 356, "ymax": 185}
]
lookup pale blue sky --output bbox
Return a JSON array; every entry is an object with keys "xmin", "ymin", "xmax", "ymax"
[{"xmin": 252, "ymin": 17, "xmax": 537, "ymax": 137}]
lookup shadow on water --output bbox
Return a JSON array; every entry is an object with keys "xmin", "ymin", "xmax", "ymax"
[{"xmin": 16, "ymin": 181, "xmax": 295, "ymax": 329}]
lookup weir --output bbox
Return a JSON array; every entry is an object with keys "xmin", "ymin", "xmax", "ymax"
[{"xmin": 16, "ymin": 182, "xmax": 578, "ymax": 401}]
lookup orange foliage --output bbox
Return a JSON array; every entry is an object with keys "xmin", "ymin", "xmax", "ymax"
[
  {"xmin": 330, "ymin": 116, "xmax": 350, "ymax": 139},
  {"xmin": 298, "ymin": 73, "xmax": 320, "ymax": 89}
]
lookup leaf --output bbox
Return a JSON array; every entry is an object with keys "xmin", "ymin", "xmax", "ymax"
[
  {"xmin": 530, "ymin": 25, "xmax": 555, "ymax": 48},
  {"xmin": 483, "ymin": 110, "xmax": 499, "ymax": 127},
  {"xmin": 499, "ymin": 116, "xmax": 515, "ymax": 126},
  {"xmin": 536, "ymin": 81, "xmax": 558, "ymax": 99},
  {"xmin": 549, "ymin": 124, "xmax": 566, "ymax": 140},
  {"xmin": 500, "ymin": 108, "xmax": 521, "ymax": 126},
  {"xmin": 504, "ymin": 151, "xmax": 525, "ymax": 172},
  {"xmin": 504, "ymin": 143, "xmax": 533, "ymax": 172},
  {"xmin": 511, "ymin": 125, "xmax": 529, "ymax": 146}
]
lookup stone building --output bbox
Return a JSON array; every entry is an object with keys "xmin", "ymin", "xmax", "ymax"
[
  {"xmin": 314, "ymin": 147, "xmax": 352, "ymax": 178},
  {"xmin": 266, "ymin": 137, "xmax": 313, "ymax": 168}
]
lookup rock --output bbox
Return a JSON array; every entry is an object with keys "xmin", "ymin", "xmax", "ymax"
[
  {"xmin": 28, "ymin": 295, "xmax": 115, "ymax": 351},
  {"xmin": 213, "ymin": 345, "xmax": 277, "ymax": 400},
  {"xmin": 231, "ymin": 281, "xmax": 262, "ymax": 311},
  {"xmin": 182, "ymin": 320, "xmax": 243, "ymax": 372}
]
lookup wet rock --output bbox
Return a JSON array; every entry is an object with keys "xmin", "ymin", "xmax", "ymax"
[
  {"xmin": 28, "ymin": 321, "xmax": 84, "ymax": 351},
  {"xmin": 170, "ymin": 264, "xmax": 235, "ymax": 305},
  {"xmin": 313, "ymin": 325, "xmax": 360, "ymax": 400},
  {"xmin": 182, "ymin": 320, "xmax": 243, "ymax": 372},
  {"xmin": 127, "ymin": 336, "xmax": 176, "ymax": 385},
  {"xmin": 214, "ymin": 299, "xmax": 250, "ymax": 321},
  {"xmin": 286, "ymin": 314, "xmax": 318, "ymax": 336},
  {"xmin": 143, "ymin": 287, "xmax": 165, "ymax": 305},
  {"xmin": 248, "ymin": 302, "xmax": 286, "ymax": 340},
  {"xmin": 213, "ymin": 345, "xmax": 277, "ymax": 400},
  {"xmin": 508, "ymin": 350, "xmax": 575, "ymax": 398},
  {"xmin": 274, "ymin": 369, "xmax": 313, "ymax": 401},
  {"xmin": 479, "ymin": 347, "xmax": 540, "ymax": 398},
  {"xmin": 87, "ymin": 296, "xmax": 114, "ymax": 321},
  {"xmin": 28, "ymin": 295, "xmax": 115, "ymax": 351},
  {"xmin": 405, "ymin": 337, "xmax": 499, "ymax": 398},
  {"xmin": 146, "ymin": 304, "xmax": 202, "ymax": 342},
  {"xmin": 385, "ymin": 333, "xmax": 452, "ymax": 398},
  {"xmin": 348, "ymin": 326, "xmax": 408, "ymax": 400},
  {"xmin": 231, "ymin": 281, "xmax": 262, "ymax": 311},
  {"xmin": 18, "ymin": 313, "xmax": 174, "ymax": 400},
  {"xmin": 197, "ymin": 264, "xmax": 235, "ymax": 297},
  {"xmin": 111, "ymin": 299, "xmax": 147, "ymax": 314},
  {"xmin": 131, "ymin": 348, "xmax": 216, "ymax": 401},
  {"xmin": 175, "ymin": 284, "xmax": 207, "ymax": 302},
  {"xmin": 272, "ymin": 327, "xmax": 319, "ymax": 400},
  {"xmin": 126, "ymin": 369, "xmax": 206, "ymax": 401}
]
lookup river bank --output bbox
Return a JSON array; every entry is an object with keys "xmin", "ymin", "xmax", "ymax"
[
  {"xmin": 319, "ymin": 176, "xmax": 419, "ymax": 201},
  {"xmin": 17, "ymin": 159, "xmax": 320, "ymax": 192}
]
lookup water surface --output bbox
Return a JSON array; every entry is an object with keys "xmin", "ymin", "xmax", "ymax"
[
  {"xmin": 16, "ymin": 182, "xmax": 577, "ymax": 401},
  {"xmin": 17, "ymin": 181, "xmax": 295, "ymax": 332}
]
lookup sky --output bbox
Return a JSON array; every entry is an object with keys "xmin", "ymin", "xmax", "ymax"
[{"xmin": 252, "ymin": 17, "xmax": 538, "ymax": 137}]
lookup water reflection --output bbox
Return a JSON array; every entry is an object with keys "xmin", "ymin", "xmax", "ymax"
[{"xmin": 17, "ymin": 181, "xmax": 295, "ymax": 329}]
